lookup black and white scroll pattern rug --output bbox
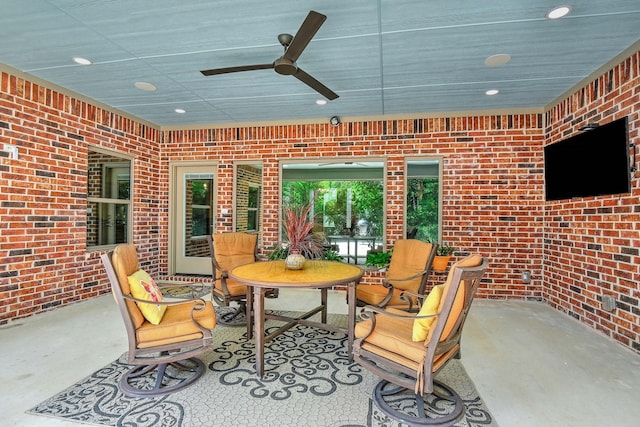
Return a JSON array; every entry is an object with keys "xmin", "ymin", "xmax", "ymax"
[{"xmin": 28, "ymin": 313, "xmax": 498, "ymax": 427}]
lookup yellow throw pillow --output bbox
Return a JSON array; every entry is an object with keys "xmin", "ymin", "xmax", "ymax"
[
  {"xmin": 412, "ymin": 285, "xmax": 443, "ymax": 342},
  {"xmin": 127, "ymin": 269, "xmax": 166, "ymax": 325}
]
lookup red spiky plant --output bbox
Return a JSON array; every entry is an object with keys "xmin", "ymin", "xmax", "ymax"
[{"xmin": 282, "ymin": 203, "xmax": 325, "ymax": 259}]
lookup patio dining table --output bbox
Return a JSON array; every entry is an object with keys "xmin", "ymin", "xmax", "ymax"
[{"xmin": 229, "ymin": 259, "xmax": 364, "ymax": 377}]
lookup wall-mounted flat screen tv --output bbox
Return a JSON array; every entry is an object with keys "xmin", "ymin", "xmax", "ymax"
[{"xmin": 544, "ymin": 116, "xmax": 631, "ymax": 201}]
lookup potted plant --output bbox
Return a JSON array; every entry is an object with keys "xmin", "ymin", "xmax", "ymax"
[
  {"xmin": 432, "ymin": 243, "xmax": 454, "ymax": 272},
  {"xmin": 282, "ymin": 203, "xmax": 324, "ymax": 269},
  {"xmin": 365, "ymin": 248, "xmax": 393, "ymax": 270}
]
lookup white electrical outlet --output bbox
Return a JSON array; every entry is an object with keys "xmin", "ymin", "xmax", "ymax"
[{"xmin": 3, "ymin": 144, "xmax": 18, "ymax": 159}]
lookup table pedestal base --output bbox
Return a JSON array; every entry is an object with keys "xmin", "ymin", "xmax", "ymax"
[{"xmin": 252, "ymin": 285, "xmax": 355, "ymax": 377}]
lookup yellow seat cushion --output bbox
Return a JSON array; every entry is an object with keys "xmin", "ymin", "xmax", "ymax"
[
  {"xmin": 213, "ymin": 277, "xmax": 247, "ymax": 297},
  {"xmin": 412, "ymin": 285, "xmax": 443, "ymax": 342},
  {"xmin": 127, "ymin": 269, "xmax": 167, "ymax": 325},
  {"xmin": 136, "ymin": 300, "xmax": 216, "ymax": 349},
  {"xmin": 356, "ymin": 284, "xmax": 394, "ymax": 305},
  {"xmin": 356, "ymin": 284, "xmax": 419, "ymax": 308},
  {"xmin": 355, "ymin": 308, "xmax": 426, "ymax": 364}
]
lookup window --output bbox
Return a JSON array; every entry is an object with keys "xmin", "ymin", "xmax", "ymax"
[
  {"xmin": 87, "ymin": 148, "xmax": 132, "ymax": 249},
  {"xmin": 281, "ymin": 160, "xmax": 385, "ymax": 264},
  {"xmin": 406, "ymin": 158, "xmax": 442, "ymax": 243},
  {"xmin": 247, "ymin": 185, "xmax": 260, "ymax": 232},
  {"xmin": 234, "ymin": 162, "xmax": 262, "ymax": 233},
  {"xmin": 189, "ymin": 178, "xmax": 213, "ymax": 238}
]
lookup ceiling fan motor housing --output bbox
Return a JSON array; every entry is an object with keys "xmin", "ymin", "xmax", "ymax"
[{"xmin": 274, "ymin": 57, "xmax": 297, "ymax": 75}]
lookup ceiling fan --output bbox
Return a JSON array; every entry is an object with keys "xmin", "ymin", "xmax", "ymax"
[{"xmin": 200, "ymin": 10, "xmax": 338, "ymax": 100}]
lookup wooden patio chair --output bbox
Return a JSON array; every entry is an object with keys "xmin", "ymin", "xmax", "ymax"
[
  {"xmin": 100, "ymin": 244, "xmax": 216, "ymax": 397},
  {"xmin": 353, "ymin": 254, "xmax": 488, "ymax": 425},
  {"xmin": 356, "ymin": 239, "xmax": 437, "ymax": 311}
]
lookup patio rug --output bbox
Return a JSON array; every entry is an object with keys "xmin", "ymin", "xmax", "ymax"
[{"xmin": 28, "ymin": 313, "xmax": 498, "ymax": 427}]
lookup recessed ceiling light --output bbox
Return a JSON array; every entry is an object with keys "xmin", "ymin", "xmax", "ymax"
[
  {"xmin": 485, "ymin": 89, "xmax": 500, "ymax": 96},
  {"xmin": 134, "ymin": 81, "xmax": 157, "ymax": 91},
  {"xmin": 72, "ymin": 57, "xmax": 92, "ymax": 65},
  {"xmin": 484, "ymin": 54, "xmax": 511, "ymax": 67},
  {"xmin": 546, "ymin": 6, "xmax": 571, "ymax": 19},
  {"xmin": 174, "ymin": 108, "xmax": 186, "ymax": 114},
  {"xmin": 316, "ymin": 99, "xmax": 327, "ymax": 106}
]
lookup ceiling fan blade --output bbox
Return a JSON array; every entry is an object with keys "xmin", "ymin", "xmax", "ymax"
[
  {"xmin": 294, "ymin": 68, "xmax": 339, "ymax": 100},
  {"xmin": 283, "ymin": 10, "xmax": 326, "ymax": 62},
  {"xmin": 200, "ymin": 63, "xmax": 273, "ymax": 76}
]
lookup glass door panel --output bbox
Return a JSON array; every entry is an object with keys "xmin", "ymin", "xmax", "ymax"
[{"xmin": 173, "ymin": 166, "xmax": 215, "ymax": 274}]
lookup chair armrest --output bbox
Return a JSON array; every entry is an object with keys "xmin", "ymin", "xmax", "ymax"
[
  {"xmin": 122, "ymin": 294, "xmax": 213, "ymax": 332},
  {"xmin": 398, "ymin": 289, "xmax": 428, "ymax": 311},
  {"xmin": 400, "ymin": 289, "xmax": 427, "ymax": 300},
  {"xmin": 359, "ymin": 304, "xmax": 416, "ymax": 319},
  {"xmin": 188, "ymin": 298, "xmax": 214, "ymax": 333},
  {"xmin": 217, "ymin": 271, "xmax": 233, "ymax": 295},
  {"xmin": 372, "ymin": 272, "xmax": 429, "ymax": 309},
  {"xmin": 357, "ymin": 304, "xmax": 439, "ymax": 341},
  {"xmin": 122, "ymin": 293, "xmax": 205, "ymax": 307},
  {"xmin": 157, "ymin": 280, "xmax": 206, "ymax": 287}
]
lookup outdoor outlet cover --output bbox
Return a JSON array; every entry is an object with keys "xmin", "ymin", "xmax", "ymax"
[
  {"xmin": 3, "ymin": 144, "xmax": 18, "ymax": 159},
  {"xmin": 602, "ymin": 295, "xmax": 616, "ymax": 311}
]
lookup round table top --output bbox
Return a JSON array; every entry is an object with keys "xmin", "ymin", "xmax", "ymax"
[{"xmin": 230, "ymin": 259, "xmax": 364, "ymax": 288}]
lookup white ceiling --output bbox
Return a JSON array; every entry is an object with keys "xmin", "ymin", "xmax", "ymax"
[{"xmin": 1, "ymin": 0, "xmax": 638, "ymax": 128}]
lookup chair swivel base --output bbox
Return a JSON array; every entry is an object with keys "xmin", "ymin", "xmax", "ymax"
[
  {"xmin": 216, "ymin": 304, "xmax": 248, "ymax": 326},
  {"xmin": 119, "ymin": 357, "xmax": 205, "ymax": 398},
  {"xmin": 373, "ymin": 379, "xmax": 465, "ymax": 426}
]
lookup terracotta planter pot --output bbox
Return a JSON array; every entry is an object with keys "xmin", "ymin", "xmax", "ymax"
[{"xmin": 432, "ymin": 255, "xmax": 452, "ymax": 272}]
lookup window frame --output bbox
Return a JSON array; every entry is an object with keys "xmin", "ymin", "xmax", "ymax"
[
  {"xmin": 86, "ymin": 146, "xmax": 134, "ymax": 251},
  {"xmin": 404, "ymin": 156, "xmax": 443, "ymax": 244},
  {"xmin": 246, "ymin": 184, "xmax": 260, "ymax": 232},
  {"xmin": 232, "ymin": 160, "xmax": 263, "ymax": 235},
  {"xmin": 279, "ymin": 157, "xmax": 387, "ymax": 255}
]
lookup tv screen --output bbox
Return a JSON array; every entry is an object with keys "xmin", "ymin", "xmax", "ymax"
[{"xmin": 544, "ymin": 116, "xmax": 631, "ymax": 201}]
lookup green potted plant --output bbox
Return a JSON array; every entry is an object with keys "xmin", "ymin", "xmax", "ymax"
[
  {"xmin": 365, "ymin": 247, "xmax": 393, "ymax": 269},
  {"xmin": 432, "ymin": 243, "xmax": 454, "ymax": 272},
  {"xmin": 323, "ymin": 248, "xmax": 344, "ymax": 262},
  {"xmin": 282, "ymin": 203, "xmax": 324, "ymax": 269}
]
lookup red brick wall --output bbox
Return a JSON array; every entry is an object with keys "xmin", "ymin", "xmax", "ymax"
[
  {"xmin": 544, "ymin": 51, "xmax": 640, "ymax": 352},
  {"xmin": 159, "ymin": 115, "xmax": 546, "ymax": 298},
  {"xmin": 0, "ymin": 71, "xmax": 159, "ymax": 321}
]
